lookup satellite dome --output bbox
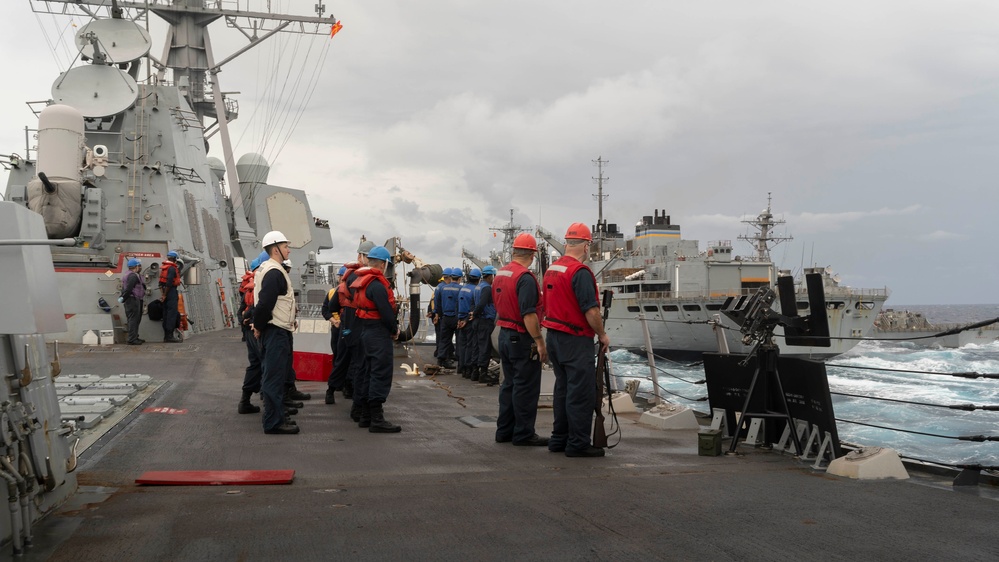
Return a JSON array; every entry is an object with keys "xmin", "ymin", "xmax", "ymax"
[
  {"xmin": 207, "ymin": 157, "xmax": 226, "ymax": 181},
  {"xmin": 236, "ymin": 153, "xmax": 270, "ymax": 184}
]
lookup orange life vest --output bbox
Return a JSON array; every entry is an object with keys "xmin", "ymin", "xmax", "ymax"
[{"xmin": 159, "ymin": 260, "xmax": 181, "ymax": 287}]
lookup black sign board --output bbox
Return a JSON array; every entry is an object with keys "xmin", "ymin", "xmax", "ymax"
[{"xmin": 703, "ymin": 352, "xmax": 841, "ymax": 458}]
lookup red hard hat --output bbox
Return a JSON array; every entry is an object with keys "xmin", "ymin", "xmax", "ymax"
[
  {"xmin": 512, "ymin": 232, "xmax": 538, "ymax": 251},
  {"xmin": 565, "ymin": 222, "xmax": 592, "ymax": 242}
]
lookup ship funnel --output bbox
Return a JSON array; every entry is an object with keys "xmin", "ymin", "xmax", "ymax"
[{"xmin": 26, "ymin": 105, "xmax": 85, "ymax": 238}]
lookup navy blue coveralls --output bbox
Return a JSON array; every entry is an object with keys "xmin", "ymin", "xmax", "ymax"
[
  {"xmin": 328, "ymin": 270, "xmax": 361, "ymax": 395},
  {"xmin": 357, "ymin": 281, "xmax": 399, "ymax": 405},
  {"xmin": 457, "ymin": 282, "xmax": 475, "ymax": 371},
  {"xmin": 161, "ymin": 264, "xmax": 180, "ymax": 339},
  {"xmin": 545, "ymin": 269, "xmax": 599, "ymax": 454},
  {"xmin": 254, "ymin": 268, "xmax": 294, "ymax": 431},
  {"xmin": 496, "ymin": 274, "xmax": 543, "ymax": 444},
  {"xmin": 472, "ymin": 278, "xmax": 496, "ymax": 370},
  {"xmin": 238, "ymin": 290, "xmax": 262, "ymax": 395},
  {"xmin": 436, "ymin": 281, "xmax": 460, "ymax": 363}
]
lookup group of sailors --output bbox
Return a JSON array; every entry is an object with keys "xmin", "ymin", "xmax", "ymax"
[
  {"xmin": 118, "ymin": 250, "xmax": 185, "ymax": 345},
  {"xmin": 232, "ymin": 223, "xmax": 611, "ymax": 457},
  {"xmin": 236, "ymin": 234, "xmax": 401, "ymax": 435},
  {"xmin": 429, "ymin": 264, "xmax": 499, "ymax": 385}
]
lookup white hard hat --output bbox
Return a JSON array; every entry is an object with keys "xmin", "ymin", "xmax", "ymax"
[{"xmin": 262, "ymin": 230, "xmax": 289, "ymax": 248}]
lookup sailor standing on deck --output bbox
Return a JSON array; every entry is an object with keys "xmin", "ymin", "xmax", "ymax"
[
  {"xmin": 472, "ymin": 265, "xmax": 498, "ymax": 384},
  {"xmin": 158, "ymin": 251, "xmax": 182, "ymax": 343},
  {"xmin": 436, "ymin": 268, "xmax": 460, "ymax": 369},
  {"xmin": 322, "ymin": 264, "xmax": 348, "ymax": 361},
  {"xmin": 542, "ymin": 223, "xmax": 609, "ymax": 458},
  {"xmin": 252, "ymin": 231, "xmax": 300, "ymax": 435},
  {"xmin": 494, "ymin": 233, "xmax": 548, "ymax": 447},
  {"xmin": 236, "ymin": 251, "xmax": 269, "ymax": 415},
  {"xmin": 119, "ymin": 258, "xmax": 146, "ymax": 345},
  {"xmin": 351, "ymin": 246, "xmax": 402, "ymax": 433},
  {"xmin": 326, "ymin": 240, "xmax": 374, "ymax": 415},
  {"xmin": 457, "ymin": 268, "xmax": 480, "ymax": 378}
]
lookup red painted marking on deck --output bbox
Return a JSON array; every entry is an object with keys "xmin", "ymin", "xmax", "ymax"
[
  {"xmin": 135, "ymin": 470, "xmax": 295, "ymax": 486},
  {"xmin": 142, "ymin": 407, "xmax": 189, "ymax": 415}
]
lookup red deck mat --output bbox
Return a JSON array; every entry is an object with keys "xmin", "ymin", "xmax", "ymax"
[{"xmin": 135, "ymin": 470, "xmax": 295, "ymax": 486}]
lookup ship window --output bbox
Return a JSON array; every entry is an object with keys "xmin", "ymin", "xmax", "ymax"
[
  {"xmin": 706, "ymin": 304, "xmax": 723, "ymax": 311},
  {"xmin": 826, "ymin": 301, "xmax": 845, "ymax": 310},
  {"xmin": 662, "ymin": 305, "xmax": 679, "ymax": 312},
  {"xmin": 643, "ymin": 305, "xmax": 658, "ymax": 312},
  {"xmin": 627, "ymin": 306, "xmax": 640, "ymax": 313},
  {"xmin": 797, "ymin": 302, "xmax": 809, "ymax": 310},
  {"xmin": 682, "ymin": 304, "xmax": 701, "ymax": 312},
  {"xmin": 855, "ymin": 301, "xmax": 875, "ymax": 310}
]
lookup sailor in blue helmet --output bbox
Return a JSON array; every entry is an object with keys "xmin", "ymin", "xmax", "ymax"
[
  {"xmin": 158, "ymin": 250, "xmax": 183, "ymax": 343},
  {"xmin": 472, "ymin": 265, "xmax": 498, "ymax": 384},
  {"xmin": 119, "ymin": 258, "xmax": 146, "ymax": 345},
  {"xmin": 436, "ymin": 267, "xmax": 461, "ymax": 369},
  {"xmin": 457, "ymin": 267, "xmax": 480, "ymax": 378},
  {"xmin": 326, "ymin": 240, "xmax": 375, "ymax": 415},
  {"xmin": 236, "ymin": 250, "xmax": 269, "ymax": 415},
  {"xmin": 351, "ymin": 245, "xmax": 402, "ymax": 432},
  {"xmin": 433, "ymin": 267, "xmax": 452, "ymax": 369}
]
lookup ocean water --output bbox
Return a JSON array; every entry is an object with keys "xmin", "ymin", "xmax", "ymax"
[{"xmin": 610, "ymin": 304, "xmax": 999, "ymax": 468}]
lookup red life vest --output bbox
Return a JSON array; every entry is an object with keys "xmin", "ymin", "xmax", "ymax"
[
  {"xmin": 350, "ymin": 267, "xmax": 396, "ymax": 320},
  {"xmin": 239, "ymin": 270, "xmax": 255, "ymax": 307},
  {"xmin": 493, "ymin": 261, "xmax": 541, "ymax": 333},
  {"xmin": 541, "ymin": 255, "xmax": 596, "ymax": 338},
  {"xmin": 337, "ymin": 263, "xmax": 362, "ymax": 309},
  {"xmin": 158, "ymin": 260, "xmax": 181, "ymax": 287}
]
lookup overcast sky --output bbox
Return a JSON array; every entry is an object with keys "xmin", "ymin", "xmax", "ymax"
[{"xmin": 2, "ymin": 1, "xmax": 998, "ymax": 305}]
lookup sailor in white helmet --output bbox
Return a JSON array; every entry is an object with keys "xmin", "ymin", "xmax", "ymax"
[{"xmin": 252, "ymin": 231, "xmax": 300, "ymax": 435}]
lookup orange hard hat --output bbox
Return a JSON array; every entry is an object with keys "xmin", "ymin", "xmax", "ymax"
[
  {"xmin": 565, "ymin": 222, "xmax": 592, "ymax": 241},
  {"xmin": 512, "ymin": 232, "xmax": 538, "ymax": 251}
]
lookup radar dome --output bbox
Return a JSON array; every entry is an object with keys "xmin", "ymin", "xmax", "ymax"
[
  {"xmin": 236, "ymin": 153, "xmax": 270, "ymax": 184},
  {"xmin": 207, "ymin": 157, "xmax": 226, "ymax": 181}
]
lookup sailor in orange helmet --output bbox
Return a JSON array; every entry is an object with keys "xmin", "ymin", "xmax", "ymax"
[
  {"xmin": 493, "ymin": 232, "xmax": 548, "ymax": 447},
  {"xmin": 541, "ymin": 223, "xmax": 609, "ymax": 457}
]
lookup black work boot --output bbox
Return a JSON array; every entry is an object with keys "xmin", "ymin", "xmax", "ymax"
[
  {"xmin": 325, "ymin": 388, "xmax": 336, "ymax": 405},
  {"xmin": 368, "ymin": 403, "xmax": 401, "ymax": 433},
  {"xmin": 349, "ymin": 401, "xmax": 362, "ymax": 422},
  {"xmin": 288, "ymin": 387, "xmax": 311, "ymax": 401},
  {"xmin": 237, "ymin": 391, "xmax": 260, "ymax": 414},
  {"xmin": 283, "ymin": 397, "xmax": 304, "ymax": 409},
  {"xmin": 462, "ymin": 366, "xmax": 472, "ymax": 379},
  {"xmin": 343, "ymin": 380, "xmax": 353, "ymax": 400},
  {"xmin": 470, "ymin": 366, "xmax": 481, "ymax": 382},
  {"xmin": 358, "ymin": 400, "xmax": 371, "ymax": 428}
]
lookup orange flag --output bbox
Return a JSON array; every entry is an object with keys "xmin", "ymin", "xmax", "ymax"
[{"xmin": 330, "ymin": 20, "xmax": 343, "ymax": 38}]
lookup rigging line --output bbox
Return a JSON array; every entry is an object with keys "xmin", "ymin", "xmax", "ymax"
[
  {"xmin": 895, "ymin": 453, "xmax": 999, "ymax": 472},
  {"xmin": 272, "ymin": 39, "xmax": 331, "ymax": 161},
  {"xmin": 835, "ymin": 418, "xmax": 999, "ymax": 441},
  {"xmin": 831, "ymin": 391, "xmax": 999, "ymax": 412},
  {"xmin": 607, "ymin": 372, "xmax": 707, "ymax": 403},
  {"xmin": 263, "ymin": 33, "xmax": 316, "ymax": 165},
  {"xmin": 257, "ymin": 32, "xmax": 304, "ymax": 154},
  {"xmin": 822, "ymin": 362, "xmax": 999, "ymax": 379},
  {"xmin": 615, "ymin": 360, "xmax": 704, "ymax": 385},
  {"xmin": 34, "ymin": 12, "xmax": 67, "ymax": 71}
]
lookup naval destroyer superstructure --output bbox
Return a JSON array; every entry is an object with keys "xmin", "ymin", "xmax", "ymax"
[{"xmin": 2, "ymin": 1, "xmax": 337, "ymax": 343}]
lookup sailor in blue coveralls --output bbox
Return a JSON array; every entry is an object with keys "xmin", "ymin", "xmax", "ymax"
[
  {"xmin": 436, "ymin": 267, "xmax": 460, "ymax": 369},
  {"xmin": 457, "ymin": 268, "xmax": 480, "ymax": 378},
  {"xmin": 472, "ymin": 265, "xmax": 498, "ymax": 384}
]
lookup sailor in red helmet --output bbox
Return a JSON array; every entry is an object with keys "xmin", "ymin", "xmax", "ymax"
[
  {"xmin": 493, "ymin": 232, "xmax": 549, "ymax": 447},
  {"xmin": 542, "ymin": 223, "xmax": 610, "ymax": 457}
]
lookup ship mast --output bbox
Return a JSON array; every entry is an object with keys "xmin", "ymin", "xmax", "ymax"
[
  {"xmin": 489, "ymin": 209, "xmax": 524, "ymax": 265},
  {"xmin": 592, "ymin": 156, "xmax": 609, "ymax": 259},
  {"xmin": 738, "ymin": 192, "xmax": 792, "ymax": 262}
]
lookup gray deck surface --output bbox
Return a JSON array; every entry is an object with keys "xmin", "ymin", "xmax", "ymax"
[{"xmin": 22, "ymin": 330, "xmax": 999, "ymax": 561}]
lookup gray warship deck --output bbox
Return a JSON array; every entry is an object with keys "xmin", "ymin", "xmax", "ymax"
[{"xmin": 22, "ymin": 330, "xmax": 999, "ymax": 561}]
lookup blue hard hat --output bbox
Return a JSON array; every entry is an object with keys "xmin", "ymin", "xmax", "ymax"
[
  {"xmin": 367, "ymin": 246, "xmax": 391, "ymax": 262},
  {"xmin": 338, "ymin": 265, "xmax": 347, "ymax": 276},
  {"xmin": 127, "ymin": 258, "xmax": 141, "ymax": 268},
  {"xmin": 482, "ymin": 265, "xmax": 497, "ymax": 276},
  {"xmin": 469, "ymin": 267, "xmax": 481, "ymax": 279},
  {"xmin": 452, "ymin": 268, "xmax": 463, "ymax": 277},
  {"xmin": 249, "ymin": 257, "xmax": 261, "ymax": 271},
  {"xmin": 442, "ymin": 267, "xmax": 453, "ymax": 277},
  {"xmin": 167, "ymin": 251, "xmax": 178, "ymax": 258}
]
